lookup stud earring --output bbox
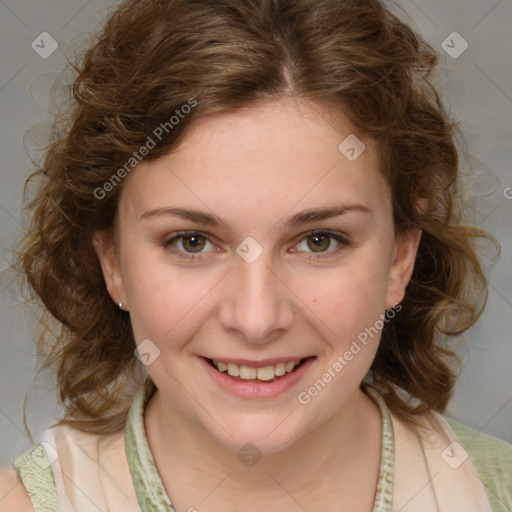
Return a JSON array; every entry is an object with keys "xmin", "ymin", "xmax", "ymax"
[{"xmin": 118, "ymin": 302, "xmax": 124, "ymax": 310}]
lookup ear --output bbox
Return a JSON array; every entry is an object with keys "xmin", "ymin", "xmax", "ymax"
[
  {"xmin": 92, "ymin": 230, "xmax": 127, "ymax": 309},
  {"xmin": 385, "ymin": 227, "xmax": 422, "ymax": 309}
]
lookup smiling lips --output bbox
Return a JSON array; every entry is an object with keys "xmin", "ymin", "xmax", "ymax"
[
  {"xmin": 201, "ymin": 355, "xmax": 316, "ymax": 398},
  {"xmin": 206, "ymin": 356, "xmax": 312, "ymax": 382}
]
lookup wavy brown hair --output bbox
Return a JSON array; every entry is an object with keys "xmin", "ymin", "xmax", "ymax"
[{"xmin": 17, "ymin": 0, "xmax": 497, "ymax": 436}]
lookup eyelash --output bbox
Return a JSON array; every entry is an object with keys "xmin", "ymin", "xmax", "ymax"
[{"xmin": 161, "ymin": 230, "xmax": 350, "ymax": 261}]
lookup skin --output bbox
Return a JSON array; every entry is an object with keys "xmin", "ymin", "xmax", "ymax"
[
  {"xmin": 91, "ymin": 96, "xmax": 422, "ymax": 511},
  {"xmin": 0, "ymin": 468, "xmax": 35, "ymax": 512}
]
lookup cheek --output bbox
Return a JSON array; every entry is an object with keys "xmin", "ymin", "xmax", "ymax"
[
  {"xmin": 294, "ymin": 261, "xmax": 390, "ymax": 407},
  {"xmin": 302, "ymin": 255, "xmax": 391, "ymax": 340},
  {"xmin": 122, "ymin": 253, "xmax": 222, "ymax": 343}
]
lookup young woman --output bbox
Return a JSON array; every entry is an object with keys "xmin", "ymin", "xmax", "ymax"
[{"xmin": 1, "ymin": 0, "xmax": 511, "ymax": 510}]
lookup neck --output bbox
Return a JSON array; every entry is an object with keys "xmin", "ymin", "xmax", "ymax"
[{"xmin": 144, "ymin": 386, "xmax": 382, "ymax": 508}]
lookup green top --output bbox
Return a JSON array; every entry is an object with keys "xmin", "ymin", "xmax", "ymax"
[
  {"xmin": 12, "ymin": 379, "xmax": 512, "ymax": 511},
  {"xmin": 444, "ymin": 417, "xmax": 512, "ymax": 510}
]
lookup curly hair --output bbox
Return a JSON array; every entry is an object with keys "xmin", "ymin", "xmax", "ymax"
[{"xmin": 16, "ymin": 0, "xmax": 497, "ymax": 435}]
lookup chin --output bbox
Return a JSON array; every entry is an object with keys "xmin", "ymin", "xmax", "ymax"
[{"xmin": 206, "ymin": 415, "xmax": 305, "ymax": 455}]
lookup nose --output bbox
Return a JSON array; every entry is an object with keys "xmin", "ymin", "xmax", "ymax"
[{"xmin": 218, "ymin": 252, "xmax": 295, "ymax": 346}]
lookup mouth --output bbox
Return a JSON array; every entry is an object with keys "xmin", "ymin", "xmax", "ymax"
[{"xmin": 204, "ymin": 356, "xmax": 315, "ymax": 384}]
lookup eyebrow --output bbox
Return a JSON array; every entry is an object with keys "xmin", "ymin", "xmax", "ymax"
[{"xmin": 140, "ymin": 202, "xmax": 371, "ymax": 230}]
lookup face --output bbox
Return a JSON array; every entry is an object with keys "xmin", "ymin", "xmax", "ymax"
[{"xmin": 94, "ymin": 97, "xmax": 421, "ymax": 454}]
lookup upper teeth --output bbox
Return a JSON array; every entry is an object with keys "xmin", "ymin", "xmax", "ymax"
[{"xmin": 212, "ymin": 359, "xmax": 302, "ymax": 381}]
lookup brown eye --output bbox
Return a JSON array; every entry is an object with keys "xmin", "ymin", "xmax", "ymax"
[
  {"xmin": 293, "ymin": 230, "xmax": 349, "ymax": 260},
  {"xmin": 181, "ymin": 234, "xmax": 207, "ymax": 253},
  {"xmin": 162, "ymin": 231, "xmax": 215, "ymax": 259},
  {"xmin": 307, "ymin": 233, "xmax": 331, "ymax": 252}
]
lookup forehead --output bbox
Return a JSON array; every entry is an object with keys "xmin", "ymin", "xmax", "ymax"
[{"xmin": 118, "ymin": 97, "xmax": 389, "ymax": 227}]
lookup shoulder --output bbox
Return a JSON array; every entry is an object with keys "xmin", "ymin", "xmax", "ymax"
[
  {"xmin": 444, "ymin": 416, "xmax": 512, "ymax": 506},
  {"xmin": 9, "ymin": 439, "xmax": 60, "ymax": 512},
  {"xmin": 445, "ymin": 416, "xmax": 512, "ymax": 462},
  {"xmin": 0, "ymin": 465, "xmax": 35, "ymax": 512}
]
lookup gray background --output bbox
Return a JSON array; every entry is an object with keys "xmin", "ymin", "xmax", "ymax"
[{"xmin": 0, "ymin": 0, "xmax": 511, "ymax": 468}]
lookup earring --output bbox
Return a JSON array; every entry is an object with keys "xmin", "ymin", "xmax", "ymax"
[{"xmin": 118, "ymin": 302, "xmax": 124, "ymax": 310}]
